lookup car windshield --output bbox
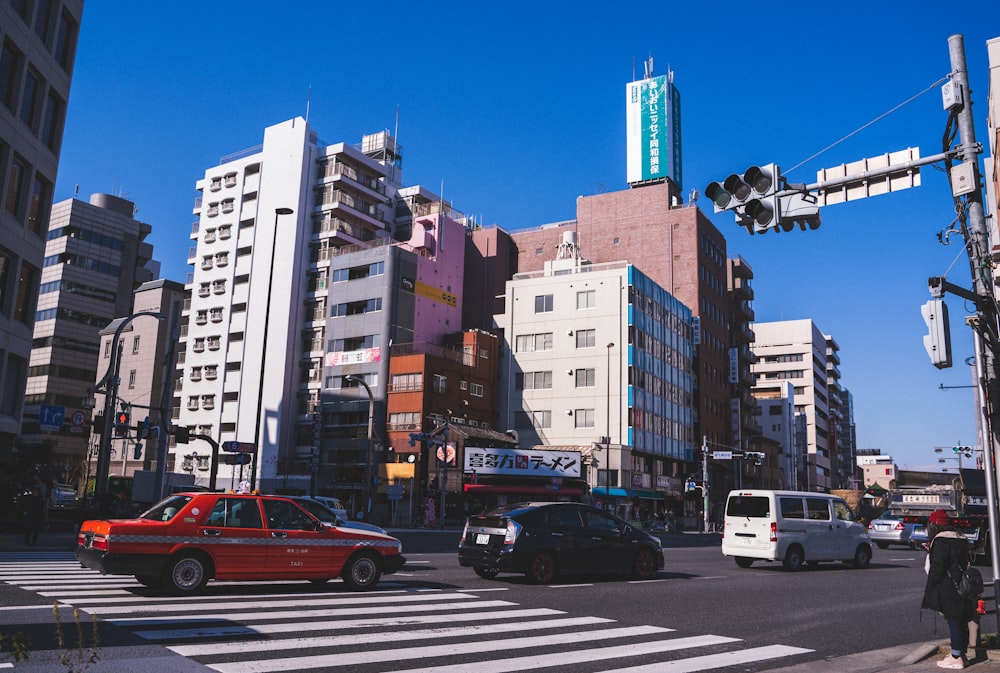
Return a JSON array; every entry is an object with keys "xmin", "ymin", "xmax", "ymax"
[
  {"xmin": 295, "ymin": 499, "xmax": 338, "ymax": 524},
  {"xmin": 140, "ymin": 495, "xmax": 193, "ymax": 521}
]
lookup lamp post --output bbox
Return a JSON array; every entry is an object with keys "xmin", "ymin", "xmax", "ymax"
[
  {"xmin": 250, "ymin": 207, "xmax": 293, "ymax": 492},
  {"xmin": 605, "ymin": 342, "xmax": 615, "ymax": 497},
  {"xmin": 346, "ymin": 374, "xmax": 375, "ymax": 516}
]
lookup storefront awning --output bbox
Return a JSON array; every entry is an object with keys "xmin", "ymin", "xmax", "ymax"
[
  {"xmin": 463, "ymin": 484, "xmax": 585, "ymax": 496},
  {"xmin": 592, "ymin": 487, "xmax": 664, "ymax": 500}
]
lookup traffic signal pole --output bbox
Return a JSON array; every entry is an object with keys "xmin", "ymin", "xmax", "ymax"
[{"xmin": 945, "ymin": 34, "xmax": 1000, "ymax": 634}]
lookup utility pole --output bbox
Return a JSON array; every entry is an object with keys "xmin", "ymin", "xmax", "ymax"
[
  {"xmin": 702, "ymin": 436, "xmax": 709, "ymax": 533},
  {"xmin": 946, "ymin": 34, "xmax": 1000, "ymax": 634}
]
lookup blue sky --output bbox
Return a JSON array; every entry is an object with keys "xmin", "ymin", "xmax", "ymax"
[{"xmin": 54, "ymin": 2, "xmax": 1000, "ymax": 473}]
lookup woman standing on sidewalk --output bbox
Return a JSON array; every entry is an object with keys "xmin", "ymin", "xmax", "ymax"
[{"xmin": 922, "ymin": 509, "xmax": 977, "ymax": 669}]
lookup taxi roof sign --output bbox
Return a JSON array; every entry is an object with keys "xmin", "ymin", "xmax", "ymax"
[{"xmin": 222, "ymin": 441, "xmax": 256, "ymax": 453}]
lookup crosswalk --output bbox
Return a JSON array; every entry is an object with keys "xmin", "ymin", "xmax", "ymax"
[{"xmin": 0, "ymin": 553, "xmax": 813, "ymax": 673}]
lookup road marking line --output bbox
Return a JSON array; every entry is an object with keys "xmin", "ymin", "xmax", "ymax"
[
  {"xmin": 170, "ymin": 615, "xmax": 618, "ymax": 656},
  {"xmin": 207, "ymin": 625, "xmax": 676, "ymax": 673},
  {"xmin": 594, "ymin": 644, "xmax": 814, "ymax": 672}
]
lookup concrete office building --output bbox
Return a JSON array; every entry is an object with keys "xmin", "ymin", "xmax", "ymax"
[
  {"xmin": 751, "ymin": 319, "xmax": 839, "ymax": 491},
  {"xmin": 497, "ymin": 233, "xmax": 695, "ymax": 517},
  {"xmin": 0, "ymin": 0, "xmax": 82, "ymax": 454},
  {"xmin": 24, "ymin": 193, "xmax": 156, "ymax": 474},
  {"xmin": 510, "ymin": 182, "xmax": 733, "ymax": 483}
]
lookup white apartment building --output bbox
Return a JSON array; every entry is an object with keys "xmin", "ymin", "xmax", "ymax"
[
  {"xmin": 176, "ymin": 117, "xmax": 463, "ymax": 497},
  {"xmin": 751, "ymin": 319, "xmax": 838, "ymax": 491},
  {"xmin": 753, "ymin": 381, "xmax": 799, "ymax": 489},
  {"xmin": 497, "ymin": 233, "xmax": 695, "ymax": 509}
]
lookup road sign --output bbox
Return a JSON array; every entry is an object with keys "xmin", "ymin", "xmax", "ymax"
[
  {"xmin": 712, "ymin": 451, "xmax": 733, "ymax": 460},
  {"xmin": 224, "ymin": 454, "xmax": 252, "ymax": 465},
  {"xmin": 222, "ymin": 441, "xmax": 256, "ymax": 453},
  {"xmin": 386, "ymin": 484, "xmax": 404, "ymax": 501},
  {"xmin": 39, "ymin": 404, "xmax": 65, "ymax": 432}
]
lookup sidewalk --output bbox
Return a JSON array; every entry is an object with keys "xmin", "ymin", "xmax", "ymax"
[
  {"xmin": 0, "ymin": 529, "xmax": 78, "ymax": 552},
  {"xmin": 766, "ymin": 642, "xmax": 1000, "ymax": 673}
]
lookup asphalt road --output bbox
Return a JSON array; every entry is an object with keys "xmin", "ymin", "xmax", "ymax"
[{"xmin": 0, "ymin": 535, "xmax": 984, "ymax": 673}]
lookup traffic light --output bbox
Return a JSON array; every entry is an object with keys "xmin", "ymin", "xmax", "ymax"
[
  {"xmin": 114, "ymin": 407, "xmax": 130, "ymax": 437},
  {"xmin": 921, "ymin": 299, "xmax": 952, "ymax": 369},
  {"xmin": 133, "ymin": 442, "xmax": 143, "ymax": 460},
  {"xmin": 705, "ymin": 164, "xmax": 781, "ymax": 234},
  {"xmin": 136, "ymin": 416, "xmax": 149, "ymax": 440},
  {"xmin": 92, "ymin": 413, "xmax": 105, "ymax": 435},
  {"xmin": 175, "ymin": 426, "xmax": 190, "ymax": 444}
]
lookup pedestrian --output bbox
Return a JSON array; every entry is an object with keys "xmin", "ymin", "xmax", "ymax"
[
  {"xmin": 21, "ymin": 486, "xmax": 45, "ymax": 545},
  {"xmin": 922, "ymin": 509, "xmax": 977, "ymax": 669}
]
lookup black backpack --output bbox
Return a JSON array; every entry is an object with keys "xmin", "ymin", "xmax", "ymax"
[{"xmin": 951, "ymin": 561, "xmax": 984, "ymax": 599}]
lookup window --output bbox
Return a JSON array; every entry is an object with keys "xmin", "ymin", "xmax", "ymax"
[
  {"xmin": 515, "ymin": 333, "xmax": 553, "ymax": 352},
  {"xmin": 533, "ymin": 410, "xmax": 551, "ymax": 428},
  {"xmin": 5, "ymin": 154, "xmax": 26, "ymax": 218},
  {"xmin": 0, "ymin": 246, "xmax": 12, "ymax": 316},
  {"xmin": 515, "ymin": 371, "xmax": 552, "ymax": 390},
  {"xmin": 534, "ymin": 294, "xmax": 553, "ymax": 313},
  {"xmin": 432, "ymin": 373, "xmax": 448, "ymax": 394},
  {"xmin": 132, "ymin": 336, "xmax": 140, "ymax": 354},
  {"xmin": 13, "ymin": 260, "xmax": 38, "ymax": 324},
  {"xmin": 41, "ymin": 90, "xmax": 64, "ymax": 151},
  {"xmin": 0, "ymin": 353, "xmax": 27, "ymax": 417},
  {"xmin": 19, "ymin": 68, "xmax": 40, "ymax": 131},
  {"xmin": 575, "ymin": 368, "xmax": 595, "ymax": 387},
  {"xmin": 54, "ymin": 9, "xmax": 79, "ymax": 73},
  {"xmin": 389, "ymin": 412, "xmax": 420, "ymax": 429},
  {"xmin": 391, "ymin": 373, "xmax": 422, "ymax": 392},
  {"xmin": 27, "ymin": 173, "xmax": 50, "ymax": 236},
  {"xmin": 103, "ymin": 340, "xmax": 111, "ymax": 358},
  {"xmin": 470, "ymin": 383, "xmax": 484, "ymax": 397},
  {"xmin": 459, "ymin": 380, "xmax": 468, "ymax": 390},
  {"xmin": 575, "ymin": 329, "xmax": 595, "ymax": 348},
  {"xmin": 576, "ymin": 290, "xmax": 596, "ymax": 309},
  {"xmin": 574, "ymin": 409, "xmax": 595, "ymax": 428},
  {"xmin": 0, "ymin": 40, "xmax": 23, "ymax": 113},
  {"xmin": 128, "ymin": 370, "xmax": 136, "ymax": 389}
]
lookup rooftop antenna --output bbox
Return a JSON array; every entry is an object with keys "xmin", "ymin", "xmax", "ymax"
[
  {"xmin": 644, "ymin": 54, "xmax": 653, "ymax": 79},
  {"xmin": 305, "ymin": 84, "xmax": 311, "ymax": 122}
]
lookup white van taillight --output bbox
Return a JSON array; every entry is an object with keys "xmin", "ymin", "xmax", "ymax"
[
  {"xmin": 770, "ymin": 522, "xmax": 777, "ymax": 543},
  {"xmin": 504, "ymin": 520, "xmax": 521, "ymax": 545}
]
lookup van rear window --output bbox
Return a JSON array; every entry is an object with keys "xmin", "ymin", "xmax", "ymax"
[{"xmin": 727, "ymin": 495, "xmax": 769, "ymax": 518}]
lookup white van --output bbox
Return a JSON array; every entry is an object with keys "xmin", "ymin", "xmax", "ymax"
[{"xmin": 721, "ymin": 489, "xmax": 872, "ymax": 570}]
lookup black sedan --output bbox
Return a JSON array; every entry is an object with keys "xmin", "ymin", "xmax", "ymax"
[{"xmin": 458, "ymin": 501, "xmax": 664, "ymax": 584}]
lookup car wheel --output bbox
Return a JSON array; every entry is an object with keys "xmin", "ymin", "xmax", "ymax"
[
  {"xmin": 474, "ymin": 566, "xmax": 499, "ymax": 579},
  {"xmin": 851, "ymin": 544, "xmax": 872, "ymax": 569},
  {"xmin": 632, "ymin": 549, "xmax": 657, "ymax": 580},
  {"xmin": 876, "ymin": 541, "xmax": 889, "ymax": 549},
  {"xmin": 734, "ymin": 557, "xmax": 754, "ymax": 568},
  {"xmin": 135, "ymin": 574, "xmax": 161, "ymax": 588},
  {"xmin": 782, "ymin": 545, "xmax": 804, "ymax": 571},
  {"xmin": 162, "ymin": 552, "xmax": 209, "ymax": 594},
  {"xmin": 342, "ymin": 551, "xmax": 382, "ymax": 590},
  {"xmin": 527, "ymin": 551, "xmax": 557, "ymax": 584}
]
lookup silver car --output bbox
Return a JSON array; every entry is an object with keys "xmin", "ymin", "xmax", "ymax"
[{"xmin": 867, "ymin": 511, "xmax": 918, "ymax": 549}]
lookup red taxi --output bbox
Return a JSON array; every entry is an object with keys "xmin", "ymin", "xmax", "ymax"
[{"xmin": 76, "ymin": 492, "xmax": 405, "ymax": 594}]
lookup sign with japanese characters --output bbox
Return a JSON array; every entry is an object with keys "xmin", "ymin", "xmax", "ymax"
[
  {"xmin": 625, "ymin": 73, "xmax": 682, "ymax": 187},
  {"xmin": 463, "ymin": 447, "xmax": 581, "ymax": 478}
]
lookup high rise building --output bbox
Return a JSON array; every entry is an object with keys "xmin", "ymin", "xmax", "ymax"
[
  {"xmin": 0, "ymin": 0, "xmax": 82, "ymax": 455},
  {"xmin": 24, "ymin": 193, "xmax": 156, "ymax": 477},
  {"xmin": 751, "ymin": 319, "xmax": 838, "ymax": 491},
  {"xmin": 175, "ymin": 117, "xmax": 475, "ymax": 500}
]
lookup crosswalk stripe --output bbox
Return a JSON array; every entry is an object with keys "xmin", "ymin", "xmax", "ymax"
[
  {"xmin": 63, "ymin": 589, "xmax": 466, "ymax": 608},
  {"xmin": 131, "ymin": 607, "xmax": 566, "ymax": 639},
  {"xmin": 207, "ymin": 625, "xmax": 678, "ymax": 673},
  {"xmin": 169, "ymin": 615, "xmax": 617, "ymax": 656},
  {"xmin": 595, "ymin": 645, "xmax": 815, "ymax": 673}
]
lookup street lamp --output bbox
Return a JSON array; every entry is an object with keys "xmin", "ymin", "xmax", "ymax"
[
  {"xmin": 605, "ymin": 342, "xmax": 615, "ymax": 495},
  {"xmin": 250, "ymin": 206, "xmax": 293, "ymax": 492},
  {"xmin": 346, "ymin": 374, "xmax": 375, "ymax": 516}
]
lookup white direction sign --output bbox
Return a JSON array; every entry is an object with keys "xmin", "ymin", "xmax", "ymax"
[{"xmin": 712, "ymin": 451, "xmax": 733, "ymax": 460}]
